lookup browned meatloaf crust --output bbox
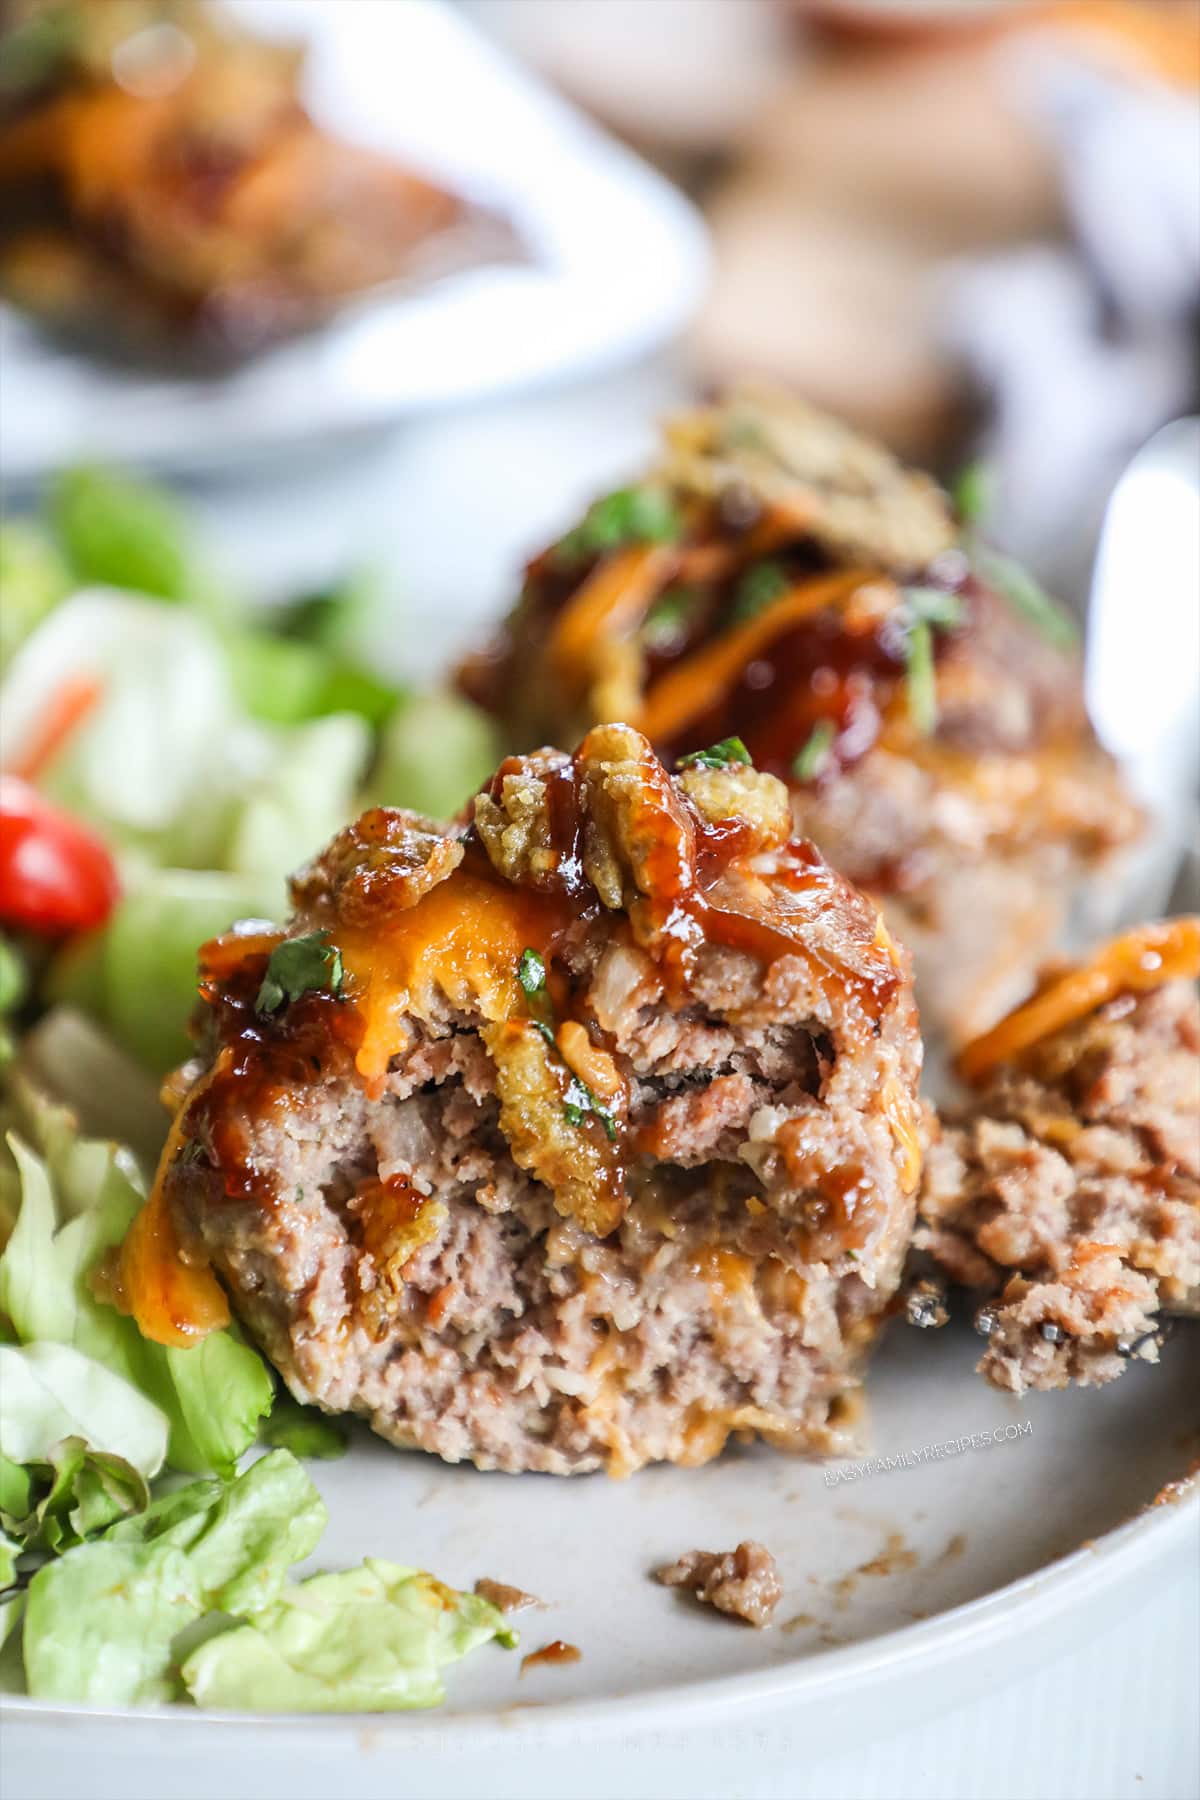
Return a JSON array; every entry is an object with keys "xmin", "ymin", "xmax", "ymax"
[
  {"xmin": 918, "ymin": 923, "xmax": 1200, "ymax": 1393},
  {"xmin": 137, "ymin": 726, "xmax": 924, "ymax": 1475},
  {"xmin": 459, "ymin": 388, "xmax": 1140, "ymax": 1043},
  {"xmin": 656, "ymin": 1541, "xmax": 782, "ymax": 1627}
]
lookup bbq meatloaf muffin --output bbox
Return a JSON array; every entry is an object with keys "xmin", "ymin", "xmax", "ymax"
[
  {"xmin": 460, "ymin": 388, "xmax": 1141, "ymax": 1043},
  {"xmin": 917, "ymin": 919, "xmax": 1200, "ymax": 1393},
  {"xmin": 0, "ymin": 0, "xmax": 510, "ymax": 355},
  {"xmin": 120, "ymin": 727, "xmax": 925, "ymax": 1475}
]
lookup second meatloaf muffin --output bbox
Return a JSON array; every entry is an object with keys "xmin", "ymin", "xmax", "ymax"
[
  {"xmin": 460, "ymin": 388, "xmax": 1141, "ymax": 1042},
  {"xmin": 918, "ymin": 919, "xmax": 1200, "ymax": 1393},
  {"xmin": 124, "ymin": 727, "xmax": 924, "ymax": 1474}
]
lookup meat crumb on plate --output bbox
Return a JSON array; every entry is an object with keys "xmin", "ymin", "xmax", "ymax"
[
  {"xmin": 656, "ymin": 1540, "xmax": 782, "ymax": 1627},
  {"xmin": 473, "ymin": 1579, "xmax": 542, "ymax": 1614}
]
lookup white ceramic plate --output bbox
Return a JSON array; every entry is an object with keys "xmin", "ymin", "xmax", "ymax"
[
  {"xmin": 4, "ymin": 1318, "xmax": 1197, "ymax": 1773},
  {"xmin": 0, "ymin": 0, "xmax": 709, "ymax": 482}
]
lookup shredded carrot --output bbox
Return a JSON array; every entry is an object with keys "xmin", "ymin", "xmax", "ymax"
[
  {"xmin": 117, "ymin": 1063, "xmax": 231, "ymax": 1347},
  {"xmin": 956, "ymin": 917, "xmax": 1200, "ymax": 1084},
  {"xmin": 547, "ymin": 542, "xmax": 678, "ymax": 684},
  {"xmin": 8, "ymin": 674, "xmax": 102, "ymax": 783},
  {"xmin": 636, "ymin": 568, "xmax": 874, "ymax": 745}
]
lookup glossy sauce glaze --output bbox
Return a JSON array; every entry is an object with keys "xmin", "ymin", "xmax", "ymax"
[
  {"xmin": 463, "ymin": 492, "xmax": 979, "ymax": 780},
  {"xmin": 460, "ymin": 471, "xmax": 1110, "ymax": 910}
]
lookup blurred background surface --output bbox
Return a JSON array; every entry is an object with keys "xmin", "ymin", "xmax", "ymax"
[{"xmin": 2, "ymin": 0, "xmax": 1197, "ymax": 657}]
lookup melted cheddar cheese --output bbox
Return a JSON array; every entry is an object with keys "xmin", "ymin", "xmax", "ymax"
[{"xmin": 957, "ymin": 917, "xmax": 1200, "ymax": 1083}]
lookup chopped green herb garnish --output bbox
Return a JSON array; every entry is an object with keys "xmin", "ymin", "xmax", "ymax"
[
  {"xmin": 563, "ymin": 1077, "xmax": 618, "ymax": 1143},
  {"xmin": 676, "ymin": 737, "xmax": 753, "ymax": 772},
  {"xmin": 792, "ymin": 720, "xmax": 836, "ymax": 783},
  {"xmin": 255, "ymin": 932, "xmax": 344, "ymax": 1016},
  {"xmin": 730, "ymin": 560, "xmax": 789, "ymax": 623},
  {"xmin": 972, "ymin": 546, "xmax": 1078, "ymax": 650},
  {"xmin": 518, "ymin": 948, "xmax": 547, "ymax": 1000},
  {"xmin": 519, "ymin": 952, "xmax": 618, "ymax": 1141},
  {"xmin": 904, "ymin": 619, "xmax": 937, "ymax": 735},
  {"xmin": 903, "ymin": 586, "xmax": 963, "ymax": 630},
  {"xmin": 554, "ymin": 487, "xmax": 681, "ymax": 567},
  {"xmin": 642, "ymin": 587, "xmax": 696, "ymax": 650},
  {"xmin": 519, "ymin": 948, "xmax": 555, "ymax": 1031},
  {"xmin": 893, "ymin": 586, "xmax": 962, "ymax": 738},
  {"xmin": 952, "ymin": 460, "xmax": 994, "ymax": 526}
]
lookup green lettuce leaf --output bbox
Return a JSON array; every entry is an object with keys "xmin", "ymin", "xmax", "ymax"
[
  {"xmin": 0, "ymin": 522, "xmax": 70, "ymax": 673},
  {"xmin": 162, "ymin": 1333, "xmax": 275, "ymax": 1481},
  {"xmin": 8, "ymin": 593, "xmax": 365, "ymax": 909},
  {"xmin": 0, "ymin": 1342, "xmax": 167, "ymax": 1478},
  {"xmin": 51, "ymin": 869, "xmax": 280, "ymax": 1074},
  {"xmin": 24, "ymin": 1537, "xmax": 199, "ymax": 1704},
  {"xmin": 0, "ymin": 1528, "xmax": 17, "ymax": 1588},
  {"xmin": 107, "ymin": 1448, "xmax": 326, "ymax": 1616},
  {"xmin": 24, "ymin": 1450, "xmax": 326, "ymax": 1704},
  {"xmin": 49, "ymin": 466, "xmax": 193, "ymax": 602},
  {"xmin": 259, "ymin": 1393, "xmax": 348, "ymax": 1462},
  {"xmin": 0, "ymin": 1435, "xmax": 149, "ymax": 1554},
  {"xmin": 224, "ymin": 713, "xmax": 370, "ymax": 885},
  {"xmin": 0, "ymin": 1088, "xmax": 272, "ymax": 1475},
  {"xmin": 0, "ymin": 1135, "xmax": 74, "ymax": 1343},
  {"xmin": 181, "ymin": 1560, "xmax": 513, "ymax": 1713},
  {"xmin": 0, "ymin": 1457, "xmax": 33, "ymax": 1519},
  {"xmin": 365, "ymin": 691, "xmax": 497, "ymax": 823}
]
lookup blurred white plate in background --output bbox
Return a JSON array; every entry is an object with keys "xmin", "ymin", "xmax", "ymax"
[{"xmin": 0, "ymin": 0, "xmax": 709, "ymax": 483}]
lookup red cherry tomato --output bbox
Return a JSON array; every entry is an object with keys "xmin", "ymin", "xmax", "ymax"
[{"xmin": 0, "ymin": 776, "xmax": 120, "ymax": 937}]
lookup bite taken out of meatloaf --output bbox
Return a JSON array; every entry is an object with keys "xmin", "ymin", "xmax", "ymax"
[
  {"xmin": 458, "ymin": 387, "xmax": 1142, "ymax": 1045},
  {"xmin": 121, "ymin": 726, "xmax": 925, "ymax": 1475},
  {"xmin": 917, "ymin": 919, "xmax": 1200, "ymax": 1394}
]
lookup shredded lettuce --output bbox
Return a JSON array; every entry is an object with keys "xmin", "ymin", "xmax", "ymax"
[
  {"xmin": 15, "ymin": 1008, "xmax": 167, "ymax": 1169},
  {"xmin": 181, "ymin": 1560, "xmax": 513, "ymax": 1714}
]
